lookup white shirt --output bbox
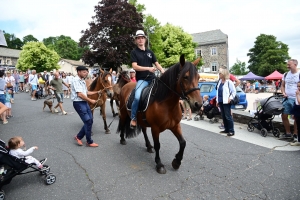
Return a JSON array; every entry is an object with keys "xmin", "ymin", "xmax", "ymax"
[
  {"xmin": 29, "ymin": 74, "xmax": 38, "ymax": 85},
  {"xmin": 283, "ymin": 71, "xmax": 300, "ymax": 98},
  {"xmin": 5, "ymin": 76, "xmax": 15, "ymax": 86},
  {"xmin": 9, "ymin": 147, "xmax": 35, "ymax": 159}
]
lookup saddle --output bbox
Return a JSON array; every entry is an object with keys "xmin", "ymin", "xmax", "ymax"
[{"xmin": 126, "ymin": 79, "xmax": 156, "ymax": 112}]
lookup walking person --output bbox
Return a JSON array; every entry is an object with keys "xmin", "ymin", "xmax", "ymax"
[
  {"xmin": 216, "ymin": 67, "xmax": 236, "ymax": 136},
  {"xmin": 49, "ymin": 72, "xmax": 69, "ymax": 115},
  {"xmin": 130, "ymin": 30, "xmax": 164, "ymax": 128},
  {"xmin": 290, "ymin": 81, "xmax": 300, "ymax": 146},
  {"xmin": 19, "ymin": 71, "xmax": 25, "ymax": 92},
  {"xmin": 280, "ymin": 59, "xmax": 299, "ymax": 140},
  {"xmin": 0, "ymin": 71, "xmax": 8, "ymax": 124},
  {"xmin": 28, "ymin": 70, "xmax": 38, "ymax": 101},
  {"xmin": 5, "ymin": 71, "xmax": 15, "ymax": 103},
  {"xmin": 71, "ymin": 66, "xmax": 99, "ymax": 147},
  {"xmin": 12, "ymin": 70, "xmax": 20, "ymax": 94},
  {"xmin": 62, "ymin": 73, "xmax": 69, "ymax": 98}
]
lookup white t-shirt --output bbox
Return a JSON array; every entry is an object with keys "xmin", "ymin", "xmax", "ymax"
[
  {"xmin": 283, "ymin": 71, "xmax": 300, "ymax": 98},
  {"xmin": 28, "ymin": 74, "xmax": 38, "ymax": 85}
]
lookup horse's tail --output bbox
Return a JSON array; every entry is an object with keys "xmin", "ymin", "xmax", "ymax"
[{"xmin": 117, "ymin": 113, "xmax": 141, "ymax": 138}]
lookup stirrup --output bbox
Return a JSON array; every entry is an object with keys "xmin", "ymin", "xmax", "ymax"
[{"xmin": 130, "ymin": 120, "xmax": 137, "ymax": 129}]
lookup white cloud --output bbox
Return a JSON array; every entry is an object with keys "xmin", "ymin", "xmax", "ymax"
[{"xmin": 1, "ymin": 0, "xmax": 299, "ymax": 67}]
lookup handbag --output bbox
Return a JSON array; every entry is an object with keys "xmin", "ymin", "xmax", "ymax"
[{"xmin": 228, "ymin": 82, "xmax": 239, "ymax": 105}]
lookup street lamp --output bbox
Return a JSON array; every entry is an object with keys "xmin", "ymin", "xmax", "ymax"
[{"xmin": 146, "ymin": 26, "xmax": 155, "ymax": 49}]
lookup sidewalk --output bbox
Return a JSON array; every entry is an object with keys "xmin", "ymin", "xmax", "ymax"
[{"xmin": 180, "ymin": 117, "xmax": 300, "ymax": 151}]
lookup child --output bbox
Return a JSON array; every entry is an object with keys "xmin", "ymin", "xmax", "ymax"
[
  {"xmin": 5, "ymin": 89, "xmax": 13, "ymax": 119},
  {"xmin": 291, "ymin": 81, "xmax": 300, "ymax": 146},
  {"xmin": 8, "ymin": 136, "xmax": 48, "ymax": 170},
  {"xmin": 199, "ymin": 95, "xmax": 210, "ymax": 120}
]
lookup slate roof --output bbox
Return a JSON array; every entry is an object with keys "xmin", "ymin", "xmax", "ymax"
[
  {"xmin": 0, "ymin": 47, "xmax": 21, "ymax": 58},
  {"xmin": 191, "ymin": 29, "xmax": 228, "ymax": 45}
]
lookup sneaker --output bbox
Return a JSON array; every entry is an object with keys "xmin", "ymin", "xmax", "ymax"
[
  {"xmin": 86, "ymin": 142, "xmax": 99, "ymax": 147},
  {"xmin": 62, "ymin": 111, "xmax": 67, "ymax": 115},
  {"xmin": 40, "ymin": 158, "xmax": 47, "ymax": 165},
  {"xmin": 279, "ymin": 133, "xmax": 292, "ymax": 139},
  {"xmin": 31, "ymin": 98, "xmax": 37, "ymax": 101},
  {"xmin": 67, "ymin": 96, "xmax": 69, "ymax": 98},
  {"xmin": 290, "ymin": 142, "xmax": 300, "ymax": 146},
  {"xmin": 54, "ymin": 109, "xmax": 59, "ymax": 113},
  {"xmin": 187, "ymin": 118, "xmax": 192, "ymax": 121},
  {"xmin": 74, "ymin": 136, "xmax": 83, "ymax": 146},
  {"xmin": 227, "ymin": 132, "xmax": 235, "ymax": 137},
  {"xmin": 182, "ymin": 116, "xmax": 187, "ymax": 120},
  {"xmin": 3, "ymin": 121, "xmax": 8, "ymax": 125}
]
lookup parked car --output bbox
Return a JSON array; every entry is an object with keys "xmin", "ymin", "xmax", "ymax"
[{"xmin": 198, "ymin": 81, "xmax": 248, "ymax": 110}]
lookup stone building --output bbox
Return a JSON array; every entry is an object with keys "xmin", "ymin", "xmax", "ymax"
[
  {"xmin": 0, "ymin": 47, "xmax": 21, "ymax": 69},
  {"xmin": 57, "ymin": 58, "xmax": 92, "ymax": 74},
  {"xmin": 191, "ymin": 29, "xmax": 228, "ymax": 74}
]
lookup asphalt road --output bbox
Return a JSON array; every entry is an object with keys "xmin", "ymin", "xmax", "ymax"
[{"xmin": 1, "ymin": 92, "xmax": 299, "ymax": 200}]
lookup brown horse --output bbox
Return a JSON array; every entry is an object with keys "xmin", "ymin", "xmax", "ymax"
[
  {"xmin": 110, "ymin": 70, "xmax": 131, "ymax": 117},
  {"xmin": 86, "ymin": 68, "xmax": 114, "ymax": 134},
  {"xmin": 117, "ymin": 55, "xmax": 202, "ymax": 174}
]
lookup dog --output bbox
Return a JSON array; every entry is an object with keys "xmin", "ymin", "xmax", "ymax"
[{"xmin": 43, "ymin": 99, "xmax": 53, "ymax": 113}]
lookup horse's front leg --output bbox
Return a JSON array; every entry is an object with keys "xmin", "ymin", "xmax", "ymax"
[
  {"xmin": 152, "ymin": 127, "xmax": 166, "ymax": 174},
  {"xmin": 142, "ymin": 127, "xmax": 154, "ymax": 153},
  {"xmin": 101, "ymin": 102, "xmax": 111, "ymax": 134},
  {"xmin": 110, "ymin": 98, "xmax": 118, "ymax": 117},
  {"xmin": 170, "ymin": 124, "xmax": 186, "ymax": 170}
]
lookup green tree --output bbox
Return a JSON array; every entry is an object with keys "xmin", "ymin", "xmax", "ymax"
[
  {"xmin": 43, "ymin": 35, "xmax": 81, "ymax": 60},
  {"xmin": 79, "ymin": 0, "xmax": 143, "ymax": 70},
  {"xmin": 23, "ymin": 34, "xmax": 38, "ymax": 43},
  {"xmin": 16, "ymin": 41, "xmax": 60, "ymax": 72},
  {"xmin": 152, "ymin": 23, "xmax": 197, "ymax": 68},
  {"xmin": 230, "ymin": 59, "xmax": 248, "ymax": 75},
  {"xmin": 3, "ymin": 31, "xmax": 23, "ymax": 49},
  {"xmin": 247, "ymin": 34, "xmax": 290, "ymax": 76}
]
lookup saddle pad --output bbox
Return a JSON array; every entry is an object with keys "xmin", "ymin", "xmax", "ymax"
[{"xmin": 126, "ymin": 80, "xmax": 156, "ymax": 112}]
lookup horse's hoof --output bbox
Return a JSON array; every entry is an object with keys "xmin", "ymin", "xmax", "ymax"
[
  {"xmin": 172, "ymin": 159, "xmax": 181, "ymax": 170},
  {"xmin": 147, "ymin": 147, "xmax": 154, "ymax": 153},
  {"xmin": 156, "ymin": 166, "xmax": 166, "ymax": 174},
  {"xmin": 120, "ymin": 140, "xmax": 127, "ymax": 145},
  {"xmin": 105, "ymin": 130, "xmax": 111, "ymax": 134}
]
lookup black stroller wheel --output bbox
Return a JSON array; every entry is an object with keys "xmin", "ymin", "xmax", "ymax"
[
  {"xmin": 273, "ymin": 128, "xmax": 280, "ymax": 137},
  {"xmin": 261, "ymin": 128, "xmax": 268, "ymax": 137},
  {"xmin": 247, "ymin": 124, "xmax": 255, "ymax": 132},
  {"xmin": 44, "ymin": 173, "xmax": 56, "ymax": 185},
  {"xmin": 0, "ymin": 190, "xmax": 5, "ymax": 200}
]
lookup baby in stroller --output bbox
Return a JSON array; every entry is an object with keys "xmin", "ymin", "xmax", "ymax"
[
  {"xmin": 8, "ymin": 136, "xmax": 48, "ymax": 170},
  {"xmin": 194, "ymin": 96, "xmax": 221, "ymax": 123},
  {"xmin": 0, "ymin": 138, "xmax": 56, "ymax": 199}
]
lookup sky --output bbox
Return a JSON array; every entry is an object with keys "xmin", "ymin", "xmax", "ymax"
[{"xmin": 1, "ymin": 0, "xmax": 300, "ymax": 68}]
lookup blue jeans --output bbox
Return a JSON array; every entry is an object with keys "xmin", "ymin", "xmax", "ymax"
[
  {"xmin": 14, "ymin": 82, "xmax": 19, "ymax": 93},
  {"xmin": 131, "ymin": 80, "xmax": 151, "ymax": 120},
  {"xmin": 219, "ymin": 102, "xmax": 235, "ymax": 133},
  {"xmin": 73, "ymin": 101, "xmax": 93, "ymax": 144}
]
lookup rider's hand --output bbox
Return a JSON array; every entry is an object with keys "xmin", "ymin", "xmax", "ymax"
[
  {"xmin": 91, "ymin": 99, "xmax": 97, "ymax": 104},
  {"xmin": 148, "ymin": 67, "xmax": 156, "ymax": 73}
]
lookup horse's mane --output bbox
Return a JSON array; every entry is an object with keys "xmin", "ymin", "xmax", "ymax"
[
  {"xmin": 89, "ymin": 76, "xmax": 99, "ymax": 90},
  {"xmin": 154, "ymin": 61, "xmax": 198, "ymax": 102}
]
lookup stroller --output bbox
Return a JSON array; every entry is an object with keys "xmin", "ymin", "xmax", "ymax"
[
  {"xmin": 0, "ymin": 139, "xmax": 56, "ymax": 199},
  {"xmin": 194, "ymin": 97, "xmax": 221, "ymax": 123},
  {"xmin": 35, "ymin": 86, "xmax": 45, "ymax": 99},
  {"xmin": 247, "ymin": 95, "xmax": 284, "ymax": 137}
]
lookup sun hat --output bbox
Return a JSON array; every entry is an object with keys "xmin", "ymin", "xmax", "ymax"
[
  {"xmin": 129, "ymin": 69, "xmax": 135, "ymax": 73},
  {"xmin": 134, "ymin": 30, "xmax": 147, "ymax": 39}
]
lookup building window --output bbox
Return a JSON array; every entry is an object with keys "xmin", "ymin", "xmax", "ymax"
[
  {"xmin": 211, "ymin": 62, "xmax": 217, "ymax": 72},
  {"xmin": 195, "ymin": 49, "xmax": 202, "ymax": 57},
  {"xmin": 211, "ymin": 47, "xmax": 217, "ymax": 56},
  {"xmin": 6, "ymin": 60, "xmax": 10, "ymax": 65}
]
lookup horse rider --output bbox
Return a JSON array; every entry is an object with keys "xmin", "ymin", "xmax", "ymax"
[{"xmin": 130, "ymin": 30, "xmax": 164, "ymax": 128}]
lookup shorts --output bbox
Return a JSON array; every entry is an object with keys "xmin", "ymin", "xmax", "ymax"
[
  {"xmin": 255, "ymin": 87, "xmax": 259, "ymax": 90},
  {"xmin": 31, "ymin": 85, "xmax": 37, "ymax": 91},
  {"xmin": 283, "ymin": 98, "xmax": 295, "ymax": 115},
  {"xmin": 0, "ymin": 94, "xmax": 5, "ymax": 104},
  {"xmin": 5, "ymin": 102, "xmax": 11, "ymax": 108},
  {"xmin": 183, "ymin": 100, "xmax": 190, "ymax": 109},
  {"xmin": 55, "ymin": 92, "xmax": 64, "ymax": 103}
]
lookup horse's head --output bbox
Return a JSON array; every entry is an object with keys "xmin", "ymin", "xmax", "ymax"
[
  {"xmin": 117, "ymin": 70, "xmax": 131, "ymax": 83},
  {"xmin": 100, "ymin": 68, "xmax": 114, "ymax": 98},
  {"xmin": 177, "ymin": 55, "xmax": 203, "ymax": 109}
]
